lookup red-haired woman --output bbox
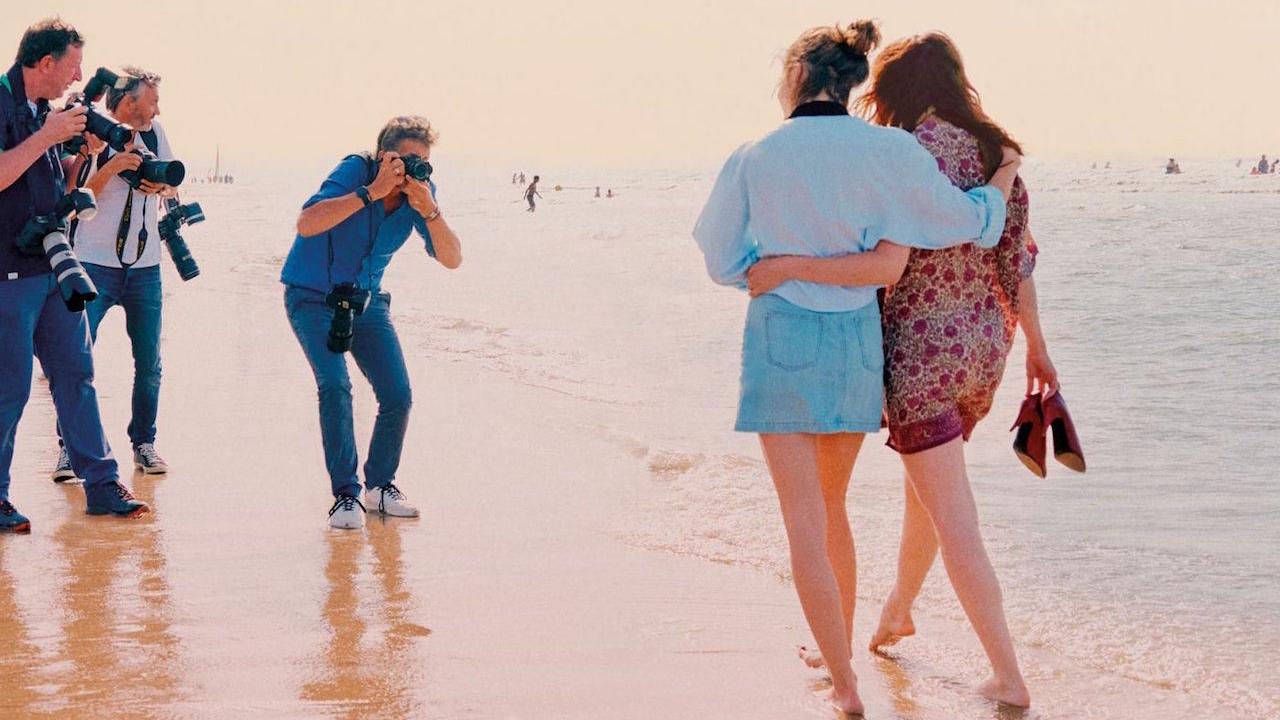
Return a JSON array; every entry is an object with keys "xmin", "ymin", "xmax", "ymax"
[{"xmin": 747, "ymin": 33, "xmax": 1056, "ymax": 708}]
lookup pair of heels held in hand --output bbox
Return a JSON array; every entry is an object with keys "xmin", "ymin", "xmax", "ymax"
[{"xmin": 1011, "ymin": 391, "xmax": 1086, "ymax": 477}]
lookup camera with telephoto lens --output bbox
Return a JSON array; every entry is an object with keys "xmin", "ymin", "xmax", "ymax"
[
  {"xmin": 401, "ymin": 154, "xmax": 432, "ymax": 182},
  {"xmin": 325, "ymin": 283, "xmax": 371, "ymax": 353},
  {"xmin": 157, "ymin": 197, "xmax": 204, "ymax": 281},
  {"xmin": 63, "ymin": 68, "xmax": 133, "ymax": 154},
  {"xmin": 118, "ymin": 148, "xmax": 186, "ymax": 190},
  {"xmin": 14, "ymin": 189, "xmax": 100, "ymax": 311}
]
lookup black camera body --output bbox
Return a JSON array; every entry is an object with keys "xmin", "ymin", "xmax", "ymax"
[
  {"xmin": 158, "ymin": 197, "xmax": 205, "ymax": 281},
  {"xmin": 14, "ymin": 189, "xmax": 100, "ymax": 311},
  {"xmin": 325, "ymin": 283, "xmax": 372, "ymax": 353},
  {"xmin": 63, "ymin": 68, "xmax": 133, "ymax": 154},
  {"xmin": 119, "ymin": 148, "xmax": 186, "ymax": 190},
  {"xmin": 401, "ymin": 154, "xmax": 432, "ymax": 182}
]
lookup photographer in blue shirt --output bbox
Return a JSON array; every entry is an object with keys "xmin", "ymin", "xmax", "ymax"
[
  {"xmin": 281, "ymin": 115, "xmax": 462, "ymax": 530},
  {"xmin": 0, "ymin": 18, "xmax": 149, "ymax": 533}
]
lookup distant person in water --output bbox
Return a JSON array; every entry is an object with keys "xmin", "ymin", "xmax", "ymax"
[
  {"xmin": 606, "ymin": 188, "xmax": 614, "ymax": 198},
  {"xmin": 518, "ymin": 172, "xmax": 526, "ymax": 184},
  {"xmin": 1165, "ymin": 158, "xmax": 1180, "ymax": 174},
  {"xmin": 1105, "ymin": 161, "xmax": 1111, "ymax": 169},
  {"xmin": 512, "ymin": 172, "xmax": 518, "ymax": 184},
  {"xmin": 524, "ymin": 175, "xmax": 542, "ymax": 211},
  {"xmin": 1258, "ymin": 155, "xmax": 1270, "ymax": 174},
  {"xmin": 594, "ymin": 186, "xmax": 600, "ymax": 198}
]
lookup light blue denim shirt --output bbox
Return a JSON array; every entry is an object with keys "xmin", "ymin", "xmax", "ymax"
[{"xmin": 693, "ymin": 108, "xmax": 1007, "ymax": 312}]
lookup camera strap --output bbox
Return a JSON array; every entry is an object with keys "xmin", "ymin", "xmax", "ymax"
[
  {"xmin": 325, "ymin": 152, "xmax": 380, "ymax": 292},
  {"xmin": 108, "ymin": 130, "xmax": 160, "ymax": 268}
]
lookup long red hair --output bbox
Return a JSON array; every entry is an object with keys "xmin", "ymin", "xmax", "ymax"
[{"xmin": 855, "ymin": 33, "xmax": 1021, "ymax": 177}]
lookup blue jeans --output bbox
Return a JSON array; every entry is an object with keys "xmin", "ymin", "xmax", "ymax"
[
  {"xmin": 283, "ymin": 285, "xmax": 412, "ymax": 499},
  {"xmin": 0, "ymin": 274, "xmax": 119, "ymax": 500},
  {"xmin": 56, "ymin": 264, "xmax": 163, "ymax": 447},
  {"xmin": 86, "ymin": 263, "xmax": 162, "ymax": 446}
]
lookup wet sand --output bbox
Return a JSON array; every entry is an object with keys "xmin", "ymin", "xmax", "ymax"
[{"xmin": 1, "ymin": 262, "xmax": 885, "ymax": 719}]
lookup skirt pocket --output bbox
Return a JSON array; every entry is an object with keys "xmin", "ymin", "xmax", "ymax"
[{"xmin": 765, "ymin": 311, "xmax": 823, "ymax": 371}]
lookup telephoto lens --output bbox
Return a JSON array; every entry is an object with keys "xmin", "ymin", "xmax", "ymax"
[
  {"xmin": 157, "ymin": 198, "xmax": 204, "ymax": 281},
  {"xmin": 119, "ymin": 150, "xmax": 185, "ymax": 189}
]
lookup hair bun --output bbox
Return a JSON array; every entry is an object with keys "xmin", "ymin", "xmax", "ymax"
[{"xmin": 843, "ymin": 19, "xmax": 881, "ymax": 55}]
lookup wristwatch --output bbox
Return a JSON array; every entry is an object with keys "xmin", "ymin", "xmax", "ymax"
[{"xmin": 354, "ymin": 185, "xmax": 372, "ymax": 206}]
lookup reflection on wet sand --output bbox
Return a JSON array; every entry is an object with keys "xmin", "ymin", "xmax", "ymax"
[
  {"xmin": 0, "ymin": 476, "xmax": 185, "ymax": 718},
  {"xmin": 0, "ymin": 537, "xmax": 45, "ymax": 712},
  {"xmin": 301, "ymin": 517, "xmax": 431, "ymax": 718}
]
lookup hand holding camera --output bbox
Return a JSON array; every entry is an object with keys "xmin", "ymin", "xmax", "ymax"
[
  {"xmin": 98, "ymin": 144, "xmax": 142, "ymax": 177},
  {"xmin": 403, "ymin": 176, "xmax": 436, "ymax": 218},
  {"xmin": 38, "ymin": 105, "xmax": 88, "ymax": 147},
  {"xmin": 368, "ymin": 151, "xmax": 405, "ymax": 200}
]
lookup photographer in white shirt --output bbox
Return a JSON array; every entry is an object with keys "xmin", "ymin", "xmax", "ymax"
[{"xmin": 51, "ymin": 66, "xmax": 177, "ymax": 480}]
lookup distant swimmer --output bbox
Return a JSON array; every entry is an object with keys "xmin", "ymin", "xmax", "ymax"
[
  {"xmin": 518, "ymin": 172, "xmax": 526, "ymax": 185},
  {"xmin": 524, "ymin": 175, "xmax": 542, "ymax": 212},
  {"xmin": 1104, "ymin": 161, "xmax": 1111, "ymax": 169},
  {"xmin": 595, "ymin": 186, "xmax": 601, "ymax": 198},
  {"xmin": 1165, "ymin": 158, "xmax": 1181, "ymax": 174},
  {"xmin": 606, "ymin": 188, "xmax": 614, "ymax": 198},
  {"xmin": 512, "ymin": 172, "xmax": 518, "ymax": 184},
  {"xmin": 1258, "ymin": 155, "xmax": 1270, "ymax": 174}
]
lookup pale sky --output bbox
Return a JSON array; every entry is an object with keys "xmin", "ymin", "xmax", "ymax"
[{"xmin": 5, "ymin": 1, "xmax": 1277, "ymax": 169}]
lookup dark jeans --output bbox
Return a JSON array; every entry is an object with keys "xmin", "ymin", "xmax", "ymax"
[
  {"xmin": 0, "ymin": 274, "xmax": 119, "ymax": 500},
  {"xmin": 79, "ymin": 263, "xmax": 163, "ymax": 447},
  {"xmin": 283, "ymin": 286, "xmax": 412, "ymax": 498}
]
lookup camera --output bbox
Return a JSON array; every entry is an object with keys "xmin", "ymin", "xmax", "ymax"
[
  {"xmin": 15, "ymin": 189, "xmax": 100, "ymax": 311},
  {"xmin": 119, "ymin": 148, "xmax": 186, "ymax": 190},
  {"xmin": 325, "ymin": 283, "xmax": 371, "ymax": 353},
  {"xmin": 63, "ymin": 68, "xmax": 133, "ymax": 154},
  {"xmin": 157, "ymin": 197, "xmax": 205, "ymax": 281},
  {"xmin": 401, "ymin": 154, "xmax": 432, "ymax": 182}
]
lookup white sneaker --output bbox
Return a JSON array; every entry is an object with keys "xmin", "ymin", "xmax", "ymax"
[
  {"xmin": 364, "ymin": 483, "xmax": 419, "ymax": 517},
  {"xmin": 51, "ymin": 446, "xmax": 80, "ymax": 483},
  {"xmin": 133, "ymin": 443, "xmax": 169, "ymax": 474},
  {"xmin": 328, "ymin": 495, "xmax": 366, "ymax": 529}
]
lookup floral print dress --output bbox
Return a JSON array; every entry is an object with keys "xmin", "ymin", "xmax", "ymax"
[{"xmin": 882, "ymin": 118, "xmax": 1037, "ymax": 453}]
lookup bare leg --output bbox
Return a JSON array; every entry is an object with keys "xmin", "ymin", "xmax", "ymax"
[
  {"xmin": 899, "ymin": 437, "xmax": 1030, "ymax": 707},
  {"xmin": 760, "ymin": 433, "xmax": 864, "ymax": 715},
  {"xmin": 798, "ymin": 433, "xmax": 862, "ymax": 669},
  {"xmin": 869, "ymin": 471, "xmax": 937, "ymax": 652}
]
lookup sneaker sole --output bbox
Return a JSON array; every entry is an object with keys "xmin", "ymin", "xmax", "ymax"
[
  {"xmin": 0, "ymin": 522, "xmax": 31, "ymax": 534},
  {"xmin": 52, "ymin": 473, "xmax": 81, "ymax": 483},
  {"xmin": 85, "ymin": 505, "xmax": 150, "ymax": 518},
  {"xmin": 134, "ymin": 464, "xmax": 168, "ymax": 475},
  {"xmin": 329, "ymin": 521, "xmax": 365, "ymax": 530},
  {"xmin": 366, "ymin": 507, "xmax": 420, "ymax": 518}
]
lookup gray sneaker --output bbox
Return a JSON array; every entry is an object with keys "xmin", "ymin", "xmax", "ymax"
[
  {"xmin": 51, "ymin": 446, "xmax": 80, "ymax": 483},
  {"xmin": 133, "ymin": 443, "xmax": 169, "ymax": 474},
  {"xmin": 328, "ymin": 495, "xmax": 366, "ymax": 529},
  {"xmin": 364, "ymin": 483, "xmax": 420, "ymax": 517}
]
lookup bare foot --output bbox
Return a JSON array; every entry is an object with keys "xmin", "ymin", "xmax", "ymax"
[
  {"xmin": 868, "ymin": 601, "xmax": 916, "ymax": 653},
  {"xmin": 825, "ymin": 684, "xmax": 865, "ymax": 716},
  {"xmin": 796, "ymin": 644, "xmax": 825, "ymax": 669},
  {"xmin": 977, "ymin": 676, "xmax": 1031, "ymax": 708}
]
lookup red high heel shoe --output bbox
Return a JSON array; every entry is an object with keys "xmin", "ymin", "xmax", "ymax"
[
  {"xmin": 1041, "ymin": 392, "xmax": 1086, "ymax": 472},
  {"xmin": 1010, "ymin": 393, "xmax": 1047, "ymax": 478}
]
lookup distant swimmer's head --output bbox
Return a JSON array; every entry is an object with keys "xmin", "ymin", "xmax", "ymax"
[
  {"xmin": 856, "ymin": 32, "xmax": 1022, "ymax": 177},
  {"xmin": 377, "ymin": 115, "xmax": 438, "ymax": 162},
  {"xmin": 779, "ymin": 19, "xmax": 880, "ymax": 115}
]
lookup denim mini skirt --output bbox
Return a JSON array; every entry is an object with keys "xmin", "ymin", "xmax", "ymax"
[{"xmin": 735, "ymin": 294, "xmax": 885, "ymax": 434}]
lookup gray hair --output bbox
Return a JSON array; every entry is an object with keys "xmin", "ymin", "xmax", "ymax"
[
  {"xmin": 376, "ymin": 115, "xmax": 438, "ymax": 152},
  {"xmin": 105, "ymin": 66, "xmax": 160, "ymax": 111}
]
